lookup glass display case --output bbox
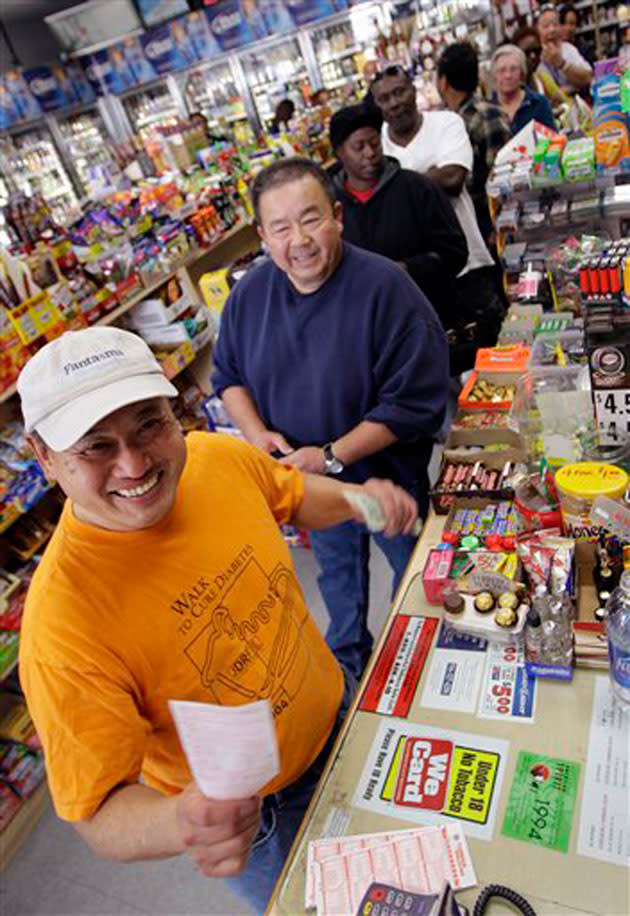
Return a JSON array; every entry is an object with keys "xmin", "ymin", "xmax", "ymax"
[
  {"xmin": 0, "ymin": 126, "xmax": 80, "ymax": 228},
  {"xmin": 184, "ymin": 61, "xmax": 254, "ymax": 145},
  {"xmin": 311, "ymin": 15, "xmax": 371, "ymax": 99},
  {"xmin": 123, "ymin": 81, "xmax": 180, "ymax": 139},
  {"xmin": 0, "ymin": 176, "xmax": 10, "ymax": 248},
  {"xmin": 56, "ymin": 109, "xmax": 121, "ymax": 197},
  {"xmin": 309, "ymin": 2, "xmax": 418, "ymax": 105},
  {"xmin": 239, "ymin": 37, "xmax": 309, "ymax": 130}
]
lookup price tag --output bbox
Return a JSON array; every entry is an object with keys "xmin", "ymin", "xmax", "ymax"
[
  {"xmin": 478, "ymin": 643, "xmax": 536, "ymax": 721},
  {"xmin": 468, "ymin": 571, "xmax": 515, "ymax": 594},
  {"xmin": 593, "ymin": 389, "xmax": 630, "ymax": 445},
  {"xmin": 589, "ymin": 495, "xmax": 630, "ymax": 540}
]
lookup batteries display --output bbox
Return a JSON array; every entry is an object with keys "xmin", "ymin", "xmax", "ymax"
[{"xmin": 579, "ymin": 242, "xmax": 630, "ymax": 304}]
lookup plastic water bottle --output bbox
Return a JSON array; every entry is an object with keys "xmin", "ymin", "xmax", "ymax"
[{"xmin": 605, "ymin": 570, "xmax": 630, "ymax": 705}]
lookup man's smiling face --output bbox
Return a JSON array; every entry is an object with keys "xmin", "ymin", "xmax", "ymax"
[
  {"xmin": 257, "ymin": 174, "xmax": 344, "ymax": 294},
  {"xmin": 30, "ymin": 398, "xmax": 187, "ymax": 532}
]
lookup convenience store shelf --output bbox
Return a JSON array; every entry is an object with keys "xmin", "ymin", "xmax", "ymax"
[
  {"xmin": 324, "ymin": 73, "xmax": 362, "ymax": 90},
  {"xmin": 0, "ymin": 653, "xmax": 19, "ymax": 683},
  {"xmin": 318, "ymin": 45, "xmax": 361, "ymax": 64},
  {"xmin": 0, "ymin": 781, "xmax": 49, "ymax": 873},
  {"xmin": 576, "ymin": 18, "xmax": 621, "ymax": 32},
  {"xmin": 0, "ymin": 219, "xmax": 253, "ymax": 406},
  {"xmin": 0, "ymin": 483, "xmax": 52, "ymax": 536}
]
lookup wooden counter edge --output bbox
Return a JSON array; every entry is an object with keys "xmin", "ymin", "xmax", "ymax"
[{"xmin": 0, "ymin": 219, "xmax": 256, "ymax": 406}]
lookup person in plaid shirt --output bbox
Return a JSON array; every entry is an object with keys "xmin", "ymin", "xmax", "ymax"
[{"xmin": 436, "ymin": 42, "xmax": 511, "ymax": 245}]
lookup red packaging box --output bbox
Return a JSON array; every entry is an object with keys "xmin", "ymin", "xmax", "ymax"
[{"xmin": 422, "ymin": 548, "xmax": 454, "ymax": 604}]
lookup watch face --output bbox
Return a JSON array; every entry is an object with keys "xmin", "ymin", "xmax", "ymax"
[
  {"xmin": 327, "ymin": 457, "xmax": 344, "ymax": 475},
  {"xmin": 324, "ymin": 445, "xmax": 344, "ymax": 474}
]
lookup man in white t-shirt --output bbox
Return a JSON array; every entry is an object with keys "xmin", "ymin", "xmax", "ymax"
[{"xmin": 372, "ymin": 65, "xmax": 504, "ymax": 373}]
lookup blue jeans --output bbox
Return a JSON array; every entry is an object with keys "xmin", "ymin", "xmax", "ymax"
[
  {"xmin": 226, "ymin": 668, "xmax": 358, "ymax": 914},
  {"xmin": 309, "ymin": 522, "xmax": 417, "ymax": 680}
]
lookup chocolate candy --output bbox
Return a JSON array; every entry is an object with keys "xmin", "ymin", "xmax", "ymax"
[
  {"xmin": 495, "ymin": 607, "xmax": 518, "ymax": 627},
  {"xmin": 498, "ymin": 591, "xmax": 519, "ymax": 611},
  {"xmin": 467, "ymin": 379, "xmax": 515, "ymax": 404},
  {"xmin": 474, "ymin": 591, "xmax": 495, "ymax": 613},
  {"xmin": 444, "ymin": 592, "xmax": 465, "ymax": 615}
]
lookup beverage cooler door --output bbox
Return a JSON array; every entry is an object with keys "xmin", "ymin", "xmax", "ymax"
[
  {"xmin": 310, "ymin": 15, "xmax": 366, "ymax": 102},
  {"xmin": 184, "ymin": 61, "xmax": 254, "ymax": 145},
  {"xmin": 56, "ymin": 108, "xmax": 122, "ymax": 197},
  {"xmin": 123, "ymin": 80, "xmax": 181, "ymax": 139},
  {"xmin": 0, "ymin": 124, "xmax": 81, "ymax": 228},
  {"xmin": 0, "ymin": 176, "xmax": 10, "ymax": 247},
  {"xmin": 239, "ymin": 37, "xmax": 309, "ymax": 131}
]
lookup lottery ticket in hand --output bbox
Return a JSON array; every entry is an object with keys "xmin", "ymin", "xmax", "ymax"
[{"xmin": 169, "ymin": 698, "xmax": 279, "ymax": 799}]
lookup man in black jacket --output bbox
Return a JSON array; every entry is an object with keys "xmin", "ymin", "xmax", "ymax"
[{"xmin": 330, "ymin": 103, "xmax": 468, "ymax": 347}]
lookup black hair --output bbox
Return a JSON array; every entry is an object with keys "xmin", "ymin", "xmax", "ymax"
[
  {"xmin": 251, "ymin": 157, "xmax": 336, "ymax": 224},
  {"xmin": 270, "ymin": 98, "xmax": 295, "ymax": 133},
  {"xmin": 436, "ymin": 42, "xmax": 479, "ymax": 94},
  {"xmin": 558, "ymin": 3, "xmax": 577, "ymax": 23},
  {"xmin": 511, "ymin": 25, "xmax": 541, "ymax": 47},
  {"xmin": 189, "ymin": 111, "xmax": 208, "ymax": 127}
]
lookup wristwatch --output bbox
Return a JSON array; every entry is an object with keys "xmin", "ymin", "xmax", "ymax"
[{"xmin": 323, "ymin": 443, "xmax": 344, "ymax": 475}]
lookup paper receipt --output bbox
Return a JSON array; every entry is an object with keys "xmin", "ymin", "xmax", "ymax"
[{"xmin": 169, "ymin": 698, "xmax": 279, "ymax": 799}]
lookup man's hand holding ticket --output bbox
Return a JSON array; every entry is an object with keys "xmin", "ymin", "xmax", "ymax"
[{"xmin": 169, "ymin": 698, "xmax": 279, "ymax": 878}]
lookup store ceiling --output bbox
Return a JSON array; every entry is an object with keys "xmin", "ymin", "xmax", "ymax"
[{"xmin": 0, "ymin": 1, "xmax": 85, "ymax": 24}]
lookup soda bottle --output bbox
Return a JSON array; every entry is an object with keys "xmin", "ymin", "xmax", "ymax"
[{"xmin": 605, "ymin": 570, "xmax": 630, "ymax": 705}]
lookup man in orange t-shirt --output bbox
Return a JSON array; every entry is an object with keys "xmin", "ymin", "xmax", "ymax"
[{"xmin": 17, "ymin": 326, "xmax": 417, "ymax": 912}]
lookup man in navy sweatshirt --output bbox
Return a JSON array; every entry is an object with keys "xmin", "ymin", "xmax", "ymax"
[{"xmin": 212, "ymin": 158, "xmax": 448, "ymax": 679}]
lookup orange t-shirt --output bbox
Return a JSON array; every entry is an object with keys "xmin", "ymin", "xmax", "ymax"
[{"xmin": 19, "ymin": 432, "xmax": 344, "ymax": 822}]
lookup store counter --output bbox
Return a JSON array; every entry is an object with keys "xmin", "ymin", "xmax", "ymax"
[{"xmin": 268, "ymin": 513, "xmax": 629, "ymax": 916}]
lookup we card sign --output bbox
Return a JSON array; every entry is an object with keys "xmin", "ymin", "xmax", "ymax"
[{"xmin": 394, "ymin": 737, "xmax": 452, "ymax": 810}]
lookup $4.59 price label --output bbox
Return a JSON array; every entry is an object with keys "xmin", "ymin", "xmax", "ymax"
[
  {"xmin": 502, "ymin": 751, "xmax": 580, "ymax": 852},
  {"xmin": 593, "ymin": 389, "xmax": 630, "ymax": 445}
]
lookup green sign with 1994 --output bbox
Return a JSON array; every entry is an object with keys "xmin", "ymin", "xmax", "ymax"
[{"xmin": 502, "ymin": 751, "xmax": 580, "ymax": 853}]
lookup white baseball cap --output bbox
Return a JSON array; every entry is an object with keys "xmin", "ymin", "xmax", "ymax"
[{"xmin": 18, "ymin": 326, "xmax": 178, "ymax": 452}]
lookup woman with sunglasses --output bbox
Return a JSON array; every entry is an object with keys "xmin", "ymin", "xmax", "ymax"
[{"xmin": 513, "ymin": 24, "xmax": 572, "ymax": 113}]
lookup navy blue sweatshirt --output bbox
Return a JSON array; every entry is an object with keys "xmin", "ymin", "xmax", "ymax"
[{"xmin": 212, "ymin": 243, "xmax": 449, "ymax": 511}]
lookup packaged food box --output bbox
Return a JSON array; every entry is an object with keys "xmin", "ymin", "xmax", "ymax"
[
  {"xmin": 475, "ymin": 344, "xmax": 530, "ymax": 373},
  {"xmin": 458, "ymin": 371, "xmax": 521, "ymax": 411}
]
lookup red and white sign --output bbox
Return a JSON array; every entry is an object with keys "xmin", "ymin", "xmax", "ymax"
[
  {"xmin": 394, "ymin": 737, "xmax": 453, "ymax": 810},
  {"xmin": 359, "ymin": 616, "xmax": 438, "ymax": 718}
]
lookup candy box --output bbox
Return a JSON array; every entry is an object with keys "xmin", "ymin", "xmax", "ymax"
[
  {"xmin": 443, "ymin": 427, "xmax": 527, "ymax": 463},
  {"xmin": 199, "ymin": 268, "xmax": 231, "ymax": 318},
  {"xmin": 422, "ymin": 548, "xmax": 454, "ymax": 604},
  {"xmin": 444, "ymin": 591, "xmax": 528, "ymax": 644},
  {"xmin": 475, "ymin": 344, "xmax": 530, "ymax": 373},
  {"xmin": 443, "ymin": 497, "xmax": 519, "ymax": 549},
  {"xmin": 458, "ymin": 371, "xmax": 521, "ymax": 411}
]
